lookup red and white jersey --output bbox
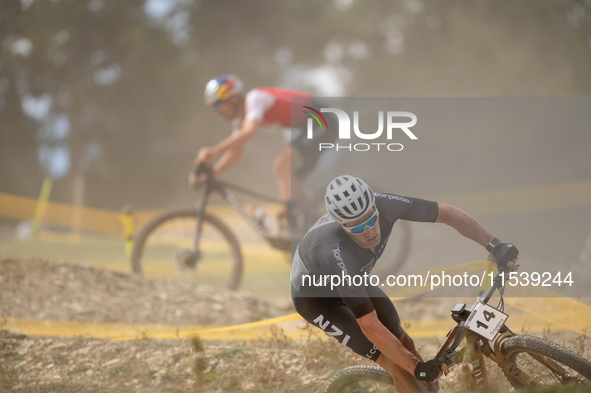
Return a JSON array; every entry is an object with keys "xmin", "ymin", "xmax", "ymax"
[{"xmin": 243, "ymin": 88, "xmax": 310, "ymax": 129}]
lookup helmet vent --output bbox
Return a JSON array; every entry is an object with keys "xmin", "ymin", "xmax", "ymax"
[{"xmin": 324, "ymin": 175, "xmax": 375, "ymax": 224}]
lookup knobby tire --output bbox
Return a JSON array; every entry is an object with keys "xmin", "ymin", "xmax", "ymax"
[
  {"xmin": 131, "ymin": 206, "xmax": 243, "ymax": 290},
  {"xmin": 500, "ymin": 335, "xmax": 591, "ymax": 387}
]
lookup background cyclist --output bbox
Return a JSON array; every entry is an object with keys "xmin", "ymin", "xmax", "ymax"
[
  {"xmin": 192, "ymin": 75, "xmax": 334, "ymax": 228},
  {"xmin": 291, "ymin": 175, "xmax": 519, "ymax": 392}
]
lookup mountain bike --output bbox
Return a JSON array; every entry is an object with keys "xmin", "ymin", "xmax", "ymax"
[
  {"xmin": 131, "ymin": 164, "xmax": 412, "ymax": 290},
  {"xmin": 324, "ymin": 269, "xmax": 591, "ymax": 392}
]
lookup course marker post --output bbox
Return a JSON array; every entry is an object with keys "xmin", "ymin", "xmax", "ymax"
[
  {"xmin": 120, "ymin": 205, "xmax": 135, "ymax": 258},
  {"xmin": 31, "ymin": 177, "xmax": 53, "ymax": 238}
]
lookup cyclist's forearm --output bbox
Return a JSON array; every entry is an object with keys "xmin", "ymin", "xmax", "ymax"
[
  {"xmin": 358, "ymin": 312, "xmax": 420, "ymax": 374},
  {"xmin": 212, "ymin": 147, "xmax": 244, "ymax": 175},
  {"xmin": 211, "ymin": 132, "xmax": 252, "ymax": 156},
  {"xmin": 435, "ymin": 202, "xmax": 494, "ymax": 247},
  {"xmin": 400, "ymin": 331, "xmax": 424, "ymax": 363},
  {"xmin": 211, "ymin": 121, "xmax": 258, "ymax": 156}
]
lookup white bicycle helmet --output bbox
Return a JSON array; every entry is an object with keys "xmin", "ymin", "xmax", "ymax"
[
  {"xmin": 325, "ymin": 175, "xmax": 375, "ymax": 224},
  {"xmin": 204, "ymin": 75, "xmax": 245, "ymax": 106}
]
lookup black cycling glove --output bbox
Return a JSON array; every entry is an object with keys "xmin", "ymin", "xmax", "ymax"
[
  {"xmin": 492, "ymin": 242, "xmax": 519, "ymax": 270},
  {"xmin": 414, "ymin": 359, "xmax": 444, "ymax": 383}
]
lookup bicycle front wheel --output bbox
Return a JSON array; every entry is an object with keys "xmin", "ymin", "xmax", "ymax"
[
  {"xmin": 500, "ymin": 335, "xmax": 591, "ymax": 387},
  {"xmin": 131, "ymin": 207, "xmax": 243, "ymax": 290},
  {"xmin": 325, "ymin": 365, "xmax": 395, "ymax": 393}
]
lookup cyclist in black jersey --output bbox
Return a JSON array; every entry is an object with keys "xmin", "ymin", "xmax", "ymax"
[{"xmin": 291, "ymin": 175, "xmax": 519, "ymax": 393}]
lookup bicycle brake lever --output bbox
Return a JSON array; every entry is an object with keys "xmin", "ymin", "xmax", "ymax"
[{"xmin": 439, "ymin": 351, "xmax": 454, "ymax": 366}]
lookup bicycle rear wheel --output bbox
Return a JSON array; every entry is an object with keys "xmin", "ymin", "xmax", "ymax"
[
  {"xmin": 131, "ymin": 207, "xmax": 243, "ymax": 290},
  {"xmin": 500, "ymin": 335, "xmax": 591, "ymax": 387},
  {"xmin": 325, "ymin": 365, "xmax": 395, "ymax": 393}
]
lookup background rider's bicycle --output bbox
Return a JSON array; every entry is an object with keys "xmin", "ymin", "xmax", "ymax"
[
  {"xmin": 131, "ymin": 164, "xmax": 411, "ymax": 290},
  {"xmin": 324, "ymin": 268, "xmax": 591, "ymax": 392}
]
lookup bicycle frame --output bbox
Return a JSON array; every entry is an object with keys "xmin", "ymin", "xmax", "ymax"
[
  {"xmin": 192, "ymin": 170, "xmax": 287, "ymax": 253},
  {"xmin": 434, "ymin": 272, "xmax": 565, "ymax": 390}
]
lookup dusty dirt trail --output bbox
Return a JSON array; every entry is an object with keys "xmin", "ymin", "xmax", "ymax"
[
  {"xmin": 2, "ymin": 257, "xmax": 588, "ymax": 392},
  {"xmin": 0, "ymin": 257, "xmax": 286, "ymax": 327}
]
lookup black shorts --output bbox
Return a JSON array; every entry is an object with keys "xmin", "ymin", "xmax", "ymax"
[
  {"xmin": 290, "ymin": 98, "xmax": 337, "ymax": 178},
  {"xmin": 291, "ymin": 285, "xmax": 404, "ymax": 361}
]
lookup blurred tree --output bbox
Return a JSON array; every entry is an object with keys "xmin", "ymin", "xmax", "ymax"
[
  {"xmin": 1, "ymin": 0, "xmax": 590, "ymax": 210},
  {"xmin": 0, "ymin": 0, "xmax": 39, "ymax": 197},
  {"xmin": 0, "ymin": 0, "xmax": 194, "ymax": 208}
]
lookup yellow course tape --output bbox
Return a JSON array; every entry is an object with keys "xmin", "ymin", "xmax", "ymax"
[
  {"xmin": 5, "ymin": 258, "xmax": 590, "ymax": 341},
  {"xmin": 3, "ymin": 307, "xmax": 564, "ymax": 341},
  {"xmin": 2, "ymin": 315, "xmax": 307, "ymax": 341},
  {"xmin": 3, "ymin": 318, "xmax": 209, "ymax": 341},
  {"xmin": 1, "ymin": 249, "xmax": 590, "ymax": 341},
  {"xmin": 0, "ymin": 192, "xmax": 279, "ymax": 236},
  {"xmin": 0, "ymin": 192, "xmax": 138, "ymax": 235},
  {"xmin": 2, "ymin": 180, "xmax": 591, "ymax": 236},
  {"xmin": 504, "ymin": 295, "xmax": 591, "ymax": 337}
]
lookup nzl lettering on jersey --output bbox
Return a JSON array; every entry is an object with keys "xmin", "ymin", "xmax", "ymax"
[{"xmin": 303, "ymin": 106, "xmax": 417, "ymax": 152}]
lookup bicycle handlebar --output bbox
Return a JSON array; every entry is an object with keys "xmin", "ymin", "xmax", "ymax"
[{"xmin": 194, "ymin": 163, "xmax": 213, "ymax": 177}]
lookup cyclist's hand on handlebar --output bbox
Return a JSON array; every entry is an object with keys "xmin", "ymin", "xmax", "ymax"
[
  {"xmin": 414, "ymin": 359, "xmax": 448, "ymax": 383},
  {"xmin": 188, "ymin": 164, "xmax": 211, "ymax": 190},
  {"xmin": 492, "ymin": 242, "xmax": 519, "ymax": 272},
  {"xmin": 196, "ymin": 147, "xmax": 214, "ymax": 165},
  {"xmin": 505, "ymin": 261, "xmax": 519, "ymax": 272}
]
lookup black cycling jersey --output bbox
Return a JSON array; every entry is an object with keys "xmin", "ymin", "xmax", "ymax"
[
  {"xmin": 290, "ymin": 192, "xmax": 438, "ymax": 361},
  {"xmin": 291, "ymin": 192, "xmax": 438, "ymax": 317}
]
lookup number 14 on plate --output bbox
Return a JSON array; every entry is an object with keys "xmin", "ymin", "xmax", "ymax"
[{"xmin": 465, "ymin": 302, "xmax": 509, "ymax": 340}]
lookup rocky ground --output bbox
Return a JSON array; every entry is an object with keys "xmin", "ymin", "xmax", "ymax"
[
  {"xmin": 0, "ymin": 257, "xmax": 286, "ymax": 326},
  {"xmin": 4, "ymin": 328, "xmax": 587, "ymax": 393},
  {"xmin": 0, "ymin": 332, "xmax": 364, "ymax": 393},
  {"xmin": 1, "ymin": 257, "xmax": 590, "ymax": 392},
  {"xmin": 0, "ymin": 257, "xmax": 358, "ymax": 392}
]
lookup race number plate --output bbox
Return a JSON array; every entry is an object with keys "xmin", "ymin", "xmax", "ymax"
[{"xmin": 465, "ymin": 302, "xmax": 508, "ymax": 341}]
